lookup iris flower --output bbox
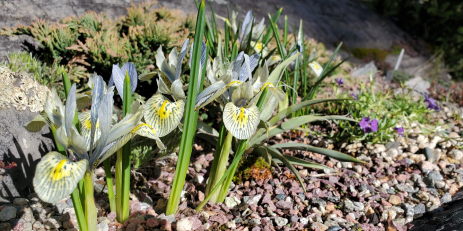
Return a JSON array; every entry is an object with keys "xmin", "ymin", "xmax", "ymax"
[
  {"xmin": 143, "ymin": 40, "xmax": 208, "ymax": 138},
  {"xmin": 251, "ymin": 61, "xmax": 285, "ymax": 102},
  {"xmin": 215, "ymin": 10, "xmax": 239, "ymax": 34},
  {"xmin": 216, "ymin": 10, "xmax": 254, "ymax": 47},
  {"xmin": 195, "ymin": 52, "xmax": 259, "ymax": 111},
  {"xmin": 309, "ymin": 61, "xmax": 323, "ymax": 77},
  {"xmin": 359, "ymin": 117, "xmax": 378, "ymax": 133},
  {"xmin": 337, "ymin": 78, "xmax": 344, "ymax": 86},
  {"xmin": 424, "ymin": 94, "xmax": 439, "ymax": 111},
  {"xmin": 32, "ymin": 76, "xmax": 163, "ymax": 203},
  {"xmin": 395, "ymin": 127, "xmax": 404, "ymax": 137},
  {"xmin": 108, "ymin": 62, "xmax": 138, "ymax": 100},
  {"xmin": 223, "ymin": 82, "xmax": 260, "ymax": 139}
]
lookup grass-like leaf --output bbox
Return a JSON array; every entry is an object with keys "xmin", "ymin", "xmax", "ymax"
[
  {"xmin": 272, "ymin": 142, "xmax": 364, "ymax": 163},
  {"xmin": 264, "ymin": 146, "xmax": 306, "ymax": 192},
  {"xmin": 250, "ymin": 115, "xmax": 357, "ymax": 146},
  {"xmin": 166, "ymin": 0, "xmax": 206, "ymax": 215}
]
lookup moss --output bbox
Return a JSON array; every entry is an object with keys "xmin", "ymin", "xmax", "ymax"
[
  {"xmin": 232, "ymin": 156, "xmax": 272, "ymax": 184},
  {"xmin": 351, "ymin": 47, "xmax": 389, "ymax": 62}
]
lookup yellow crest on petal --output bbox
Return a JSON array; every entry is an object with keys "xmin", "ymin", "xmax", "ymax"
[
  {"xmin": 144, "ymin": 94, "xmax": 185, "ymax": 137},
  {"xmin": 223, "ymin": 103, "xmax": 260, "ymax": 140},
  {"xmin": 33, "ymin": 152, "xmax": 87, "ymax": 203}
]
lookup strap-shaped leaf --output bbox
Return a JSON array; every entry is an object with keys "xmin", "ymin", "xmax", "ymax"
[
  {"xmin": 263, "ymin": 146, "xmax": 306, "ymax": 192},
  {"xmin": 138, "ymin": 71, "xmax": 158, "ymax": 81},
  {"xmin": 250, "ymin": 115, "xmax": 357, "ymax": 146},
  {"xmin": 144, "ymin": 94, "xmax": 185, "ymax": 137},
  {"xmin": 272, "ymin": 143, "xmax": 364, "ymax": 163},
  {"xmin": 197, "ymin": 120, "xmax": 219, "ymax": 136},
  {"xmin": 223, "ymin": 102, "xmax": 260, "ymax": 140},
  {"xmin": 267, "ymin": 53, "xmax": 299, "ymax": 85},
  {"xmin": 33, "ymin": 152, "xmax": 88, "ymax": 203},
  {"xmin": 268, "ymin": 98, "xmax": 350, "ymax": 126}
]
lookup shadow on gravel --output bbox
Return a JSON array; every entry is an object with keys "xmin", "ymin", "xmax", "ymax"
[{"xmin": 409, "ymin": 189, "xmax": 463, "ymax": 231}]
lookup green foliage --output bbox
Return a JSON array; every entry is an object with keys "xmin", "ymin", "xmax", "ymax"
[
  {"xmin": 1, "ymin": 1, "xmax": 193, "ymax": 83},
  {"xmin": 368, "ymin": 0, "xmax": 463, "ymax": 78},
  {"xmin": 320, "ymin": 78, "xmax": 433, "ymax": 143},
  {"xmin": 1, "ymin": 52, "xmax": 86, "ymax": 91}
]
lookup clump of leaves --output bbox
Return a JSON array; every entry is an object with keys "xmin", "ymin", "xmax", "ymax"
[
  {"xmin": 1, "ymin": 52, "xmax": 86, "ymax": 92},
  {"xmin": 1, "ymin": 1, "xmax": 193, "ymax": 85},
  {"xmin": 319, "ymin": 77, "xmax": 433, "ymax": 143}
]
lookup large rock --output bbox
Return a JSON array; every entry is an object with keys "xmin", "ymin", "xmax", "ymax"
[
  {"xmin": 1, "ymin": 0, "xmax": 423, "ymax": 59},
  {"xmin": 0, "ymin": 66, "xmax": 53, "ymax": 202}
]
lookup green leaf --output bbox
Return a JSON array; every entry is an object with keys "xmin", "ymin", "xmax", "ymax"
[
  {"xmin": 267, "ymin": 53, "xmax": 299, "ymax": 85},
  {"xmin": 268, "ymin": 98, "xmax": 350, "ymax": 125},
  {"xmin": 138, "ymin": 72, "xmax": 157, "ymax": 81},
  {"xmin": 272, "ymin": 142, "xmax": 364, "ymax": 163},
  {"xmin": 264, "ymin": 146, "xmax": 306, "ymax": 192},
  {"xmin": 197, "ymin": 120, "xmax": 219, "ymax": 136},
  {"xmin": 167, "ymin": 0, "xmax": 206, "ymax": 215},
  {"xmin": 250, "ymin": 115, "xmax": 356, "ymax": 146}
]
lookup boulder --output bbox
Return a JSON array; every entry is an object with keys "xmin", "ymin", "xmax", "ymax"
[{"xmin": 0, "ymin": 66, "xmax": 53, "ymax": 202}]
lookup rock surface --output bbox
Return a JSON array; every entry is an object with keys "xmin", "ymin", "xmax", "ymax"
[
  {"xmin": 0, "ymin": 67, "xmax": 53, "ymax": 202},
  {"xmin": 0, "ymin": 0, "xmax": 422, "ymax": 60}
]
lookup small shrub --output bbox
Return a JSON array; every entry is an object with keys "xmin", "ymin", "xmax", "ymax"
[{"xmin": 1, "ymin": 1, "xmax": 193, "ymax": 85}]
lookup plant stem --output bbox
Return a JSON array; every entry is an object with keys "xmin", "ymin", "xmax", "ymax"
[
  {"xmin": 119, "ymin": 141, "xmax": 131, "ymax": 222},
  {"xmin": 83, "ymin": 172, "xmax": 97, "ymax": 230},
  {"xmin": 115, "ymin": 149, "xmax": 123, "ymax": 222},
  {"xmin": 204, "ymin": 123, "xmax": 227, "ymax": 196},
  {"xmin": 217, "ymin": 140, "xmax": 247, "ymax": 203},
  {"xmin": 116, "ymin": 71, "xmax": 133, "ymax": 223},
  {"xmin": 104, "ymin": 159, "xmax": 116, "ymax": 212},
  {"xmin": 71, "ymin": 187, "xmax": 88, "ymax": 231},
  {"xmin": 207, "ymin": 132, "xmax": 233, "ymax": 203}
]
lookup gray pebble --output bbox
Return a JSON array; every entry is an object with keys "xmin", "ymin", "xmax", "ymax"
[
  {"xmin": 275, "ymin": 217, "xmax": 288, "ymax": 227},
  {"xmin": 276, "ymin": 194, "xmax": 286, "ymax": 201},
  {"xmin": 414, "ymin": 203, "xmax": 426, "ymax": 215}
]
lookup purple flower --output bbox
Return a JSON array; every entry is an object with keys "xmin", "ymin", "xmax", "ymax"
[
  {"xmin": 395, "ymin": 127, "xmax": 404, "ymax": 137},
  {"xmin": 352, "ymin": 93, "xmax": 358, "ymax": 100},
  {"xmin": 336, "ymin": 78, "xmax": 344, "ymax": 86},
  {"xmin": 424, "ymin": 94, "xmax": 440, "ymax": 111},
  {"xmin": 359, "ymin": 117, "xmax": 378, "ymax": 133}
]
